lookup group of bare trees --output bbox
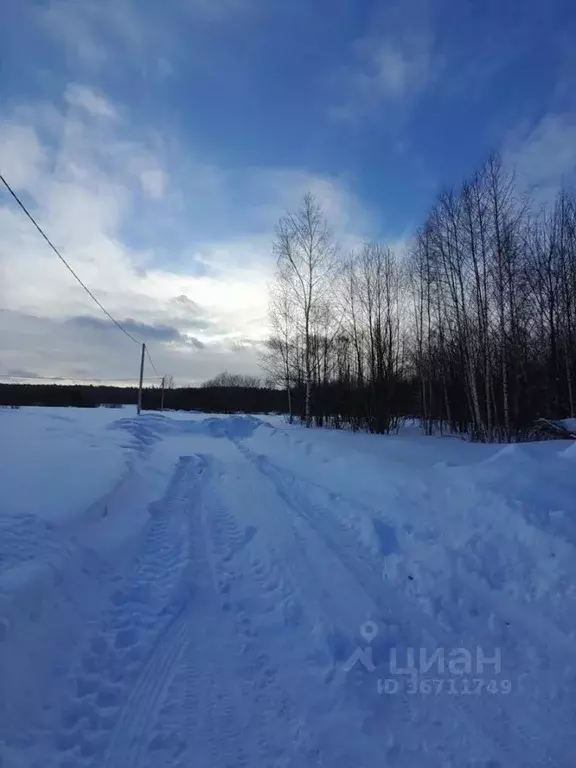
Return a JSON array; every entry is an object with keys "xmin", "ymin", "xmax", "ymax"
[
  {"xmin": 263, "ymin": 156, "xmax": 576, "ymax": 441},
  {"xmin": 204, "ymin": 371, "xmax": 262, "ymax": 388},
  {"xmin": 410, "ymin": 156, "xmax": 576, "ymax": 440},
  {"xmin": 263, "ymin": 193, "xmax": 407, "ymax": 432}
]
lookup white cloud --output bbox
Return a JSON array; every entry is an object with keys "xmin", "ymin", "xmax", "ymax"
[
  {"xmin": 356, "ymin": 35, "xmax": 432, "ymax": 101},
  {"xmin": 330, "ymin": 34, "xmax": 434, "ymax": 121},
  {"xmin": 329, "ymin": 1, "xmax": 438, "ymax": 121},
  {"xmin": 0, "ymin": 310, "xmax": 263, "ymax": 387},
  {"xmin": 182, "ymin": 0, "xmax": 256, "ymax": 19},
  {"xmin": 371, "ymin": 46, "xmax": 412, "ymax": 96},
  {"xmin": 504, "ymin": 113, "xmax": 576, "ymax": 192},
  {"xmin": 139, "ymin": 168, "xmax": 167, "ymax": 199},
  {"xmin": 65, "ymin": 85, "xmax": 117, "ymax": 119},
  {"xmin": 0, "ymin": 89, "xmax": 372, "ymax": 384},
  {"xmin": 39, "ymin": 0, "xmax": 256, "ymax": 78},
  {"xmin": 0, "ymin": 124, "xmax": 46, "ymax": 190}
]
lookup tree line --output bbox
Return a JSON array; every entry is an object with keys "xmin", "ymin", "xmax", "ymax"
[
  {"xmin": 0, "ymin": 381, "xmax": 284, "ymax": 414},
  {"xmin": 262, "ymin": 156, "xmax": 576, "ymax": 440}
]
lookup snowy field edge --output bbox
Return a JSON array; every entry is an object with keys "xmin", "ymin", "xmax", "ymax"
[{"xmin": 1, "ymin": 407, "xmax": 576, "ymax": 767}]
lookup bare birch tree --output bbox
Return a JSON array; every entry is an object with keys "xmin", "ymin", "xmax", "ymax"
[{"xmin": 272, "ymin": 193, "xmax": 338, "ymax": 426}]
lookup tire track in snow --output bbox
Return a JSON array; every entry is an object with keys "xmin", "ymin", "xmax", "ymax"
[
  {"xmin": 107, "ymin": 454, "xmax": 256, "ymax": 768},
  {"xmin": 51, "ymin": 455, "xmax": 206, "ymax": 768},
  {"xmin": 103, "ymin": 608, "xmax": 189, "ymax": 768},
  {"xmin": 209, "ymin": 447, "xmax": 400, "ymax": 767},
  {"xmin": 247, "ymin": 437, "xmax": 576, "ymax": 659},
  {"xmin": 237, "ymin": 444, "xmax": 563, "ymax": 768},
  {"xmin": 257, "ymin": 445, "xmax": 576, "ymax": 766},
  {"xmin": 179, "ymin": 462, "xmax": 253, "ymax": 767},
  {"xmin": 178, "ymin": 458, "xmax": 316, "ymax": 767},
  {"xmin": 244, "ymin": 446, "xmax": 576, "ymax": 765}
]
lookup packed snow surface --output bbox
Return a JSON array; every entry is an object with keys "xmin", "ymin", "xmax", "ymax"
[{"xmin": 1, "ymin": 407, "xmax": 576, "ymax": 767}]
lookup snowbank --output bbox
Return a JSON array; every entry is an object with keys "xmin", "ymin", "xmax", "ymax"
[{"xmin": 0, "ymin": 406, "xmax": 137, "ymax": 522}]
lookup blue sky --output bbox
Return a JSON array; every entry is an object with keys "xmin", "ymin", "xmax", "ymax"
[{"xmin": 1, "ymin": 0, "xmax": 575, "ymax": 383}]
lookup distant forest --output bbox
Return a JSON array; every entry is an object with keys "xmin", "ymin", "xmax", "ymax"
[{"xmin": 0, "ymin": 382, "xmax": 286, "ymax": 414}]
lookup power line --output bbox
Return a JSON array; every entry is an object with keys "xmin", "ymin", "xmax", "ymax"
[
  {"xmin": 0, "ymin": 172, "xmax": 172, "ymax": 392},
  {"xmin": 145, "ymin": 346, "xmax": 160, "ymax": 378},
  {"xmin": 0, "ymin": 172, "xmax": 141, "ymax": 346}
]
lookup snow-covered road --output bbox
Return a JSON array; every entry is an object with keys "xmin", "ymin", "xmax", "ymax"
[{"xmin": 1, "ymin": 409, "xmax": 576, "ymax": 767}]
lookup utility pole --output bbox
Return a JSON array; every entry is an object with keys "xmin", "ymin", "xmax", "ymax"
[
  {"xmin": 137, "ymin": 342, "xmax": 146, "ymax": 415},
  {"xmin": 160, "ymin": 376, "xmax": 165, "ymax": 412}
]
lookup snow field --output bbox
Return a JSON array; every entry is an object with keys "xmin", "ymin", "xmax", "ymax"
[{"xmin": 0, "ymin": 407, "xmax": 575, "ymax": 767}]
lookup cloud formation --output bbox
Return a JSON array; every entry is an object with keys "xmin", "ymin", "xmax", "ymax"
[
  {"xmin": 6, "ymin": 0, "xmax": 570, "ymax": 393},
  {"xmin": 0, "ymin": 86, "xmax": 371, "ymax": 385},
  {"xmin": 67, "ymin": 316, "xmax": 184, "ymax": 343},
  {"xmin": 38, "ymin": 0, "xmax": 258, "ymax": 80},
  {"xmin": 64, "ymin": 85, "xmax": 117, "ymax": 119},
  {"xmin": 504, "ymin": 113, "xmax": 576, "ymax": 195},
  {"xmin": 352, "ymin": 34, "xmax": 434, "ymax": 102},
  {"xmin": 329, "ymin": 0, "xmax": 438, "ymax": 122}
]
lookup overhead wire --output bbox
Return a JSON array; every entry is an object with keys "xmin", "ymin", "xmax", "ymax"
[
  {"xmin": 0, "ymin": 171, "xmax": 170, "ymax": 384},
  {"xmin": 145, "ymin": 347, "xmax": 160, "ymax": 378},
  {"xmin": 0, "ymin": 173, "xmax": 141, "ymax": 345}
]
